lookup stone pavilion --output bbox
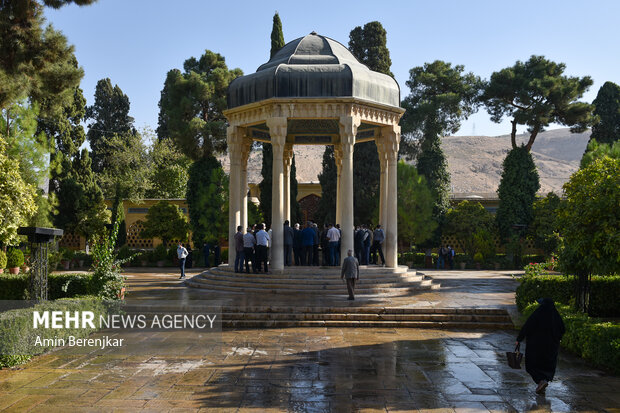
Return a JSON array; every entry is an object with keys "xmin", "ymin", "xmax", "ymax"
[{"xmin": 223, "ymin": 32, "xmax": 405, "ymax": 272}]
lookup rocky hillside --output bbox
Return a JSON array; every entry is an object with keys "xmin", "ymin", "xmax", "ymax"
[{"xmin": 220, "ymin": 128, "xmax": 590, "ymax": 195}]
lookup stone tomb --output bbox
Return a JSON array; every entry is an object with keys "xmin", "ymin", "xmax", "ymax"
[{"xmin": 223, "ymin": 32, "xmax": 405, "ymax": 272}]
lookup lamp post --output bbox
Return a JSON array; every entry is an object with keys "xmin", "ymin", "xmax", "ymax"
[{"xmin": 17, "ymin": 227, "xmax": 64, "ymax": 301}]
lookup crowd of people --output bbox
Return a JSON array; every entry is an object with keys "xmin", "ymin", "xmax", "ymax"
[{"xmin": 231, "ymin": 220, "xmax": 387, "ymax": 273}]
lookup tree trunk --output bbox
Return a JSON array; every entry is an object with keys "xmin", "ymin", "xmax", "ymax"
[
  {"xmin": 524, "ymin": 123, "xmax": 541, "ymax": 152},
  {"xmin": 576, "ymin": 272, "xmax": 591, "ymax": 313},
  {"xmin": 510, "ymin": 120, "xmax": 517, "ymax": 149}
]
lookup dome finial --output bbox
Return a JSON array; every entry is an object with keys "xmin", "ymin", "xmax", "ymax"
[{"xmin": 310, "ymin": 31, "xmax": 317, "ymax": 35}]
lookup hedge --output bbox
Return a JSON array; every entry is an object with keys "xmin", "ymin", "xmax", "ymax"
[
  {"xmin": 522, "ymin": 303, "xmax": 620, "ymax": 374},
  {"xmin": 0, "ymin": 297, "xmax": 108, "ymax": 368},
  {"xmin": 516, "ymin": 274, "xmax": 620, "ymax": 317},
  {"xmin": 0, "ymin": 273, "xmax": 94, "ymax": 300}
]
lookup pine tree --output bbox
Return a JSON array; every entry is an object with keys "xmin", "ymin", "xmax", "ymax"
[
  {"xmin": 158, "ymin": 52, "xmax": 242, "ymax": 160},
  {"xmin": 401, "ymin": 60, "xmax": 482, "ymax": 243},
  {"xmin": 0, "ymin": 0, "xmax": 91, "ymax": 113}
]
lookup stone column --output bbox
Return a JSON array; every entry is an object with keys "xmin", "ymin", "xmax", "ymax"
[
  {"xmin": 383, "ymin": 125, "xmax": 400, "ymax": 268},
  {"xmin": 266, "ymin": 117, "xmax": 287, "ymax": 272},
  {"xmin": 334, "ymin": 146, "xmax": 343, "ymax": 226},
  {"xmin": 227, "ymin": 126, "xmax": 242, "ymax": 267},
  {"xmin": 376, "ymin": 139, "xmax": 388, "ymax": 229},
  {"xmin": 283, "ymin": 144, "xmax": 294, "ymax": 222},
  {"xmin": 240, "ymin": 136, "xmax": 252, "ymax": 231},
  {"xmin": 338, "ymin": 115, "xmax": 360, "ymax": 264}
]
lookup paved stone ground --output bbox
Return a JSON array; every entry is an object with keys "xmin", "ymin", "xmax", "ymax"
[{"xmin": 0, "ymin": 268, "xmax": 618, "ymax": 412}]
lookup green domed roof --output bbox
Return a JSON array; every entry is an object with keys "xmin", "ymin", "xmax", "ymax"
[{"xmin": 227, "ymin": 32, "xmax": 401, "ymax": 109}]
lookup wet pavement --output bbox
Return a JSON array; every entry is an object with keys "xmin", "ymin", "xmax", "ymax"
[{"xmin": 0, "ymin": 268, "xmax": 618, "ymax": 412}]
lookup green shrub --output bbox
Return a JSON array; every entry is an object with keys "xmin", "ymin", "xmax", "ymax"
[
  {"xmin": 153, "ymin": 244, "xmax": 167, "ymax": 261},
  {"xmin": 516, "ymin": 274, "xmax": 620, "ymax": 317},
  {"xmin": 0, "ymin": 250, "xmax": 6, "ymax": 269},
  {"xmin": 473, "ymin": 252, "xmax": 484, "ymax": 263},
  {"xmin": 0, "ymin": 274, "xmax": 29, "ymax": 299},
  {"xmin": 0, "ymin": 273, "xmax": 95, "ymax": 300},
  {"xmin": 116, "ymin": 245, "xmax": 132, "ymax": 261},
  {"xmin": 48, "ymin": 273, "xmax": 94, "ymax": 298},
  {"xmin": 6, "ymin": 249, "xmax": 24, "ymax": 268},
  {"xmin": 48, "ymin": 249, "xmax": 64, "ymax": 272},
  {"xmin": 167, "ymin": 246, "xmax": 178, "ymax": 263},
  {"xmin": 0, "ymin": 297, "xmax": 108, "ymax": 368},
  {"xmin": 522, "ymin": 303, "xmax": 620, "ymax": 374}
]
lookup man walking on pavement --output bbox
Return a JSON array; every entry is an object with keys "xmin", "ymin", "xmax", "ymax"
[{"xmin": 341, "ymin": 249, "xmax": 360, "ymax": 300}]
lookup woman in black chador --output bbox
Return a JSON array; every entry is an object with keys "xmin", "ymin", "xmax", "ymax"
[{"xmin": 516, "ymin": 298, "xmax": 566, "ymax": 394}]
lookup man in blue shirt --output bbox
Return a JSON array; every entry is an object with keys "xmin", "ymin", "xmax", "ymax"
[{"xmin": 301, "ymin": 221, "xmax": 315, "ymax": 266}]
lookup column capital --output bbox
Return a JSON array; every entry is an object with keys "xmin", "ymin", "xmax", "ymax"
[
  {"xmin": 338, "ymin": 115, "xmax": 361, "ymax": 146},
  {"xmin": 266, "ymin": 117, "xmax": 287, "ymax": 148},
  {"xmin": 283, "ymin": 143, "xmax": 294, "ymax": 167},
  {"xmin": 241, "ymin": 137, "xmax": 252, "ymax": 165},
  {"xmin": 381, "ymin": 125, "xmax": 400, "ymax": 160}
]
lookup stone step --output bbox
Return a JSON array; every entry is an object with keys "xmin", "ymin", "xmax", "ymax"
[
  {"xmin": 221, "ymin": 319, "xmax": 514, "ymax": 329},
  {"xmin": 205, "ymin": 270, "xmax": 420, "ymax": 283},
  {"xmin": 208, "ymin": 266, "xmax": 414, "ymax": 278},
  {"xmin": 194, "ymin": 273, "xmax": 424, "ymax": 287},
  {"xmin": 185, "ymin": 278, "xmax": 437, "ymax": 294}
]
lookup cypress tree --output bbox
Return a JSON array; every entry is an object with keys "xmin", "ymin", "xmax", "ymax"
[
  {"xmin": 316, "ymin": 146, "xmax": 337, "ymax": 225},
  {"xmin": 496, "ymin": 146, "xmax": 540, "ymax": 240},
  {"xmin": 589, "ymin": 81, "xmax": 620, "ymax": 145}
]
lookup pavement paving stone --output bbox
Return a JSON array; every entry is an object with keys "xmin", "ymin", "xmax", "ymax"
[{"xmin": 1, "ymin": 269, "xmax": 618, "ymax": 412}]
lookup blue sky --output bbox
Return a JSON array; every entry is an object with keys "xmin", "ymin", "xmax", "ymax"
[{"xmin": 45, "ymin": 0, "xmax": 620, "ymax": 137}]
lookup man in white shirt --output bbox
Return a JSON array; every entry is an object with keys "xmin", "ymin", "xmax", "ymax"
[
  {"xmin": 327, "ymin": 224, "xmax": 341, "ymax": 266},
  {"xmin": 177, "ymin": 242, "xmax": 189, "ymax": 279},
  {"xmin": 255, "ymin": 224, "xmax": 270, "ymax": 273}
]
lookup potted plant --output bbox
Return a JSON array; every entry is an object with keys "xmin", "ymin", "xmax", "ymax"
[
  {"xmin": 21, "ymin": 255, "xmax": 30, "ymax": 273},
  {"xmin": 7, "ymin": 249, "xmax": 24, "ymax": 275},
  {"xmin": 456, "ymin": 254, "xmax": 467, "ymax": 270},
  {"xmin": 473, "ymin": 252, "xmax": 484, "ymax": 270},
  {"xmin": 0, "ymin": 250, "xmax": 6, "ymax": 274}
]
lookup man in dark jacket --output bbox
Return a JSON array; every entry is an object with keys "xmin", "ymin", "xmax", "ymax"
[
  {"xmin": 362, "ymin": 225, "xmax": 371, "ymax": 265},
  {"xmin": 370, "ymin": 224, "xmax": 385, "ymax": 265},
  {"xmin": 517, "ymin": 298, "xmax": 566, "ymax": 394},
  {"xmin": 283, "ymin": 220, "xmax": 294, "ymax": 266},
  {"xmin": 234, "ymin": 226, "xmax": 244, "ymax": 273},
  {"xmin": 312, "ymin": 223, "xmax": 320, "ymax": 266},
  {"xmin": 354, "ymin": 226, "xmax": 364, "ymax": 263},
  {"xmin": 341, "ymin": 249, "xmax": 360, "ymax": 300},
  {"xmin": 301, "ymin": 222, "xmax": 315, "ymax": 266}
]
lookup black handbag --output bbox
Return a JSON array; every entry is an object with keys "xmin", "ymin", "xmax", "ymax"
[{"xmin": 506, "ymin": 343, "xmax": 523, "ymax": 369}]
